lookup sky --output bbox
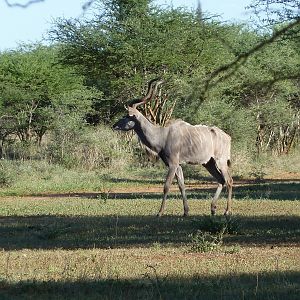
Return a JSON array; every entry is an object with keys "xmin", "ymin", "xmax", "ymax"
[{"xmin": 0, "ymin": 0, "xmax": 253, "ymax": 51}]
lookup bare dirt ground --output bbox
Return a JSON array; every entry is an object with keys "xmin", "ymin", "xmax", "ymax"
[{"xmin": 28, "ymin": 172, "xmax": 300, "ymax": 199}]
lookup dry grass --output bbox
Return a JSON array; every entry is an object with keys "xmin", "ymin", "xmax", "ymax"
[{"xmin": 0, "ymin": 179, "xmax": 299, "ymax": 299}]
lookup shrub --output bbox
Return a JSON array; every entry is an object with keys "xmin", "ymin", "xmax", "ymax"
[
  {"xmin": 194, "ymin": 216, "xmax": 242, "ymax": 235},
  {"xmin": 46, "ymin": 124, "xmax": 133, "ymax": 171},
  {"xmin": 189, "ymin": 216, "xmax": 241, "ymax": 253},
  {"xmin": 0, "ymin": 160, "xmax": 15, "ymax": 187},
  {"xmin": 74, "ymin": 125, "xmax": 133, "ymax": 170},
  {"xmin": 190, "ymin": 230, "xmax": 223, "ymax": 253},
  {"xmin": 4, "ymin": 140, "xmax": 43, "ymax": 161},
  {"xmin": 0, "ymin": 168, "xmax": 13, "ymax": 187}
]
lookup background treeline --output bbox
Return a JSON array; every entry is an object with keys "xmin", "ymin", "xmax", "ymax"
[{"xmin": 0, "ymin": 0, "xmax": 299, "ymax": 179}]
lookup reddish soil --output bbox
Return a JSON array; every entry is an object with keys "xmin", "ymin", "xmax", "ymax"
[{"xmin": 30, "ymin": 172, "xmax": 300, "ymax": 199}]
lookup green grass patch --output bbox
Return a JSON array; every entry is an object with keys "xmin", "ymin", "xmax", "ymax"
[
  {"xmin": 0, "ymin": 160, "xmax": 166, "ymax": 196},
  {"xmin": 0, "ymin": 159, "xmax": 299, "ymax": 299},
  {"xmin": 0, "ymin": 191, "xmax": 299, "ymax": 299}
]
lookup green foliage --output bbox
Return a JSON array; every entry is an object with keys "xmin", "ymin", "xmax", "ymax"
[
  {"xmin": 190, "ymin": 230, "xmax": 223, "ymax": 253},
  {"xmin": 189, "ymin": 216, "xmax": 241, "ymax": 253},
  {"xmin": 47, "ymin": 121, "xmax": 133, "ymax": 170},
  {"xmin": 195, "ymin": 216, "xmax": 242, "ymax": 235},
  {"xmin": 50, "ymin": 3, "xmax": 236, "ymax": 117},
  {"xmin": 0, "ymin": 165, "xmax": 14, "ymax": 187},
  {"xmin": 0, "ymin": 0, "xmax": 299, "ymax": 167},
  {"xmin": 0, "ymin": 45, "xmax": 100, "ymax": 143}
]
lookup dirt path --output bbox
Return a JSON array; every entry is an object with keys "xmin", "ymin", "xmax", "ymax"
[{"xmin": 23, "ymin": 172, "xmax": 300, "ymax": 199}]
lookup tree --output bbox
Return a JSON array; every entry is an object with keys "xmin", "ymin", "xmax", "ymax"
[
  {"xmin": 48, "ymin": 0, "xmax": 299, "ymax": 155},
  {"xmin": 49, "ymin": 0, "xmax": 209, "ymax": 122},
  {"xmin": 4, "ymin": 0, "xmax": 44, "ymax": 8},
  {"xmin": 249, "ymin": 0, "xmax": 300, "ymax": 25},
  {"xmin": 0, "ymin": 45, "xmax": 99, "ymax": 144}
]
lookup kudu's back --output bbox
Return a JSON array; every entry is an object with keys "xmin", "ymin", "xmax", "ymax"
[{"xmin": 164, "ymin": 121, "xmax": 231, "ymax": 166}]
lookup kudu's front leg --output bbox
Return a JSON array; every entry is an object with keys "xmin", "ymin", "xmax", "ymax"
[
  {"xmin": 157, "ymin": 166, "xmax": 177, "ymax": 217},
  {"xmin": 211, "ymin": 183, "xmax": 223, "ymax": 215},
  {"xmin": 175, "ymin": 166, "xmax": 189, "ymax": 217}
]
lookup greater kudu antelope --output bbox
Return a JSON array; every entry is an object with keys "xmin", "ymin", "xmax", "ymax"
[{"xmin": 113, "ymin": 79, "xmax": 233, "ymax": 216}]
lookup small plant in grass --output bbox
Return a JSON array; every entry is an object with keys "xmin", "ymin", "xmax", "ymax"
[
  {"xmin": 96, "ymin": 189, "xmax": 111, "ymax": 203},
  {"xmin": 224, "ymin": 244, "xmax": 241, "ymax": 254},
  {"xmin": 152, "ymin": 242, "xmax": 162, "ymax": 250},
  {"xmin": 0, "ymin": 163, "xmax": 14, "ymax": 187},
  {"xmin": 190, "ymin": 230, "xmax": 224, "ymax": 253},
  {"xmin": 249, "ymin": 165, "xmax": 267, "ymax": 182},
  {"xmin": 189, "ymin": 216, "xmax": 242, "ymax": 253},
  {"xmin": 0, "ymin": 169, "xmax": 12, "ymax": 187},
  {"xmin": 194, "ymin": 216, "xmax": 242, "ymax": 235}
]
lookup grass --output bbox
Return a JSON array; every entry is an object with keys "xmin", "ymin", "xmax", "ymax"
[
  {"xmin": 0, "ymin": 159, "xmax": 299, "ymax": 299},
  {"xmin": 0, "ymin": 189, "xmax": 299, "ymax": 299},
  {"xmin": 0, "ymin": 159, "xmax": 168, "ymax": 196}
]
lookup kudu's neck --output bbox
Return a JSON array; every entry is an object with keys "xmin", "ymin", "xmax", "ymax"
[{"xmin": 134, "ymin": 110, "xmax": 166, "ymax": 154}]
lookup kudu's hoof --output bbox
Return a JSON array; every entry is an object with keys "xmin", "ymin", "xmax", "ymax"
[
  {"xmin": 211, "ymin": 205, "xmax": 217, "ymax": 216},
  {"xmin": 224, "ymin": 210, "xmax": 232, "ymax": 219}
]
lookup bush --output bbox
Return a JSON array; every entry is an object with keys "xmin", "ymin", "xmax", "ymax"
[
  {"xmin": 46, "ymin": 123, "xmax": 133, "ymax": 171},
  {"xmin": 0, "ymin": 168, "xmax": 13, "ymax": 187},
  {"xmin": 0, "ymin": 160, "xmax": 15, "ymax": 187},
  {"xmin": 190, "ymin": 230, "xmax": 223, "ymax": 253},
  {"xmin": 189, "ymin": 216, "xmax": 241, "ymax": 253},
  {"xmin": 193, "ymin": 216, "xmax": 242, "ymax": 235},
  {"xmin": 72, "ymin": 125, "xmax": 133, "ymax": 170},
  {"xmin": 4, "ymin": 140, "xmax": 43, "ymax": 161}
]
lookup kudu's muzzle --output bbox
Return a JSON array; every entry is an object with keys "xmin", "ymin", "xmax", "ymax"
[{"xmin": 112, "ymin": 122, "xmax": 120, "ymax": 130}]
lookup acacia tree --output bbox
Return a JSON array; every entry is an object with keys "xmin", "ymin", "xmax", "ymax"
[
  {"xmin": 0, "ymin": 45, "xmax": 99, "ymax": 144},
  {"xmin": 48, "ymin": 0, "xmax": 300, "ymax": 155},
  {"xmin": 51, "ymin": 0, "xmax": 242, "ymax": 124},
  {"xmin": 249, "ymin": 0, "xmax": 300, "ymax": 25}
]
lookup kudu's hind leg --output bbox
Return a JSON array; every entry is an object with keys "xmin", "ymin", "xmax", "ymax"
[
  {"xmin": 203, "ymin": 158, "xmax": 225, "ymax": 215},
  {"xmin": 175, "ymin": 166, "xmax": 189, "ymax": 217},
  {"xmin": 218, "ymin": 164, "xmax": 233, "ymax": 216},
  {"xmin": 157, "ymin": 166, "xmax": 177, "ymax": 217}
]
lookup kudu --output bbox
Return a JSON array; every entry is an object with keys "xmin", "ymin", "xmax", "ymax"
[{"xmin": 113, "ymin": 79, "xmax": 233, "ymax": 216}]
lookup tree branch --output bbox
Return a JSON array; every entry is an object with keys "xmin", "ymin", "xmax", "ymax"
[
  {"xmin": 4, "ymin": 0, "xmax": 45, "ymax": 8},
  {"xmin": 202, "ymin": 18, "xmax": 300, "ymax": 95}
]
